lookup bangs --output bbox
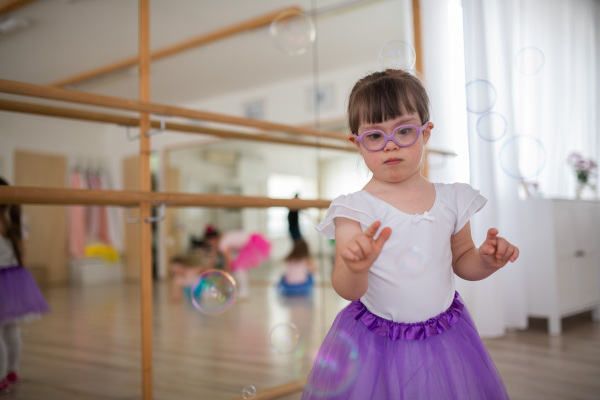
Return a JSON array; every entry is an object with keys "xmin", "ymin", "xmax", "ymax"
[{"xmin": 348, "ymin": 72, "xmax": 430, "ymax": 133}]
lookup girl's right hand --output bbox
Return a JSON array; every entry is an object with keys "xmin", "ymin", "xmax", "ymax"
[{"xmin": 340, "ymin": 221, "xmax": 391, "ymax": 274}]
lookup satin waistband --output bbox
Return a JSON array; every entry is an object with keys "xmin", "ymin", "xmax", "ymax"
[{"xmin": 349, "ymin": 291, "xmax": 464, "ymax": 340}]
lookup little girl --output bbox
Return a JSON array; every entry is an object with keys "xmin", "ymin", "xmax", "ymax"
[
  {"xmin": 0, "ymin": 177, "xmax": 50, "ymax": 395},
  {"xmin": 278, "ymin": 238, "xmax": 317, "ymax": 296},
  {"xmin": 302, "ymin": 71, "xmax": 519, "ymax": 399}
]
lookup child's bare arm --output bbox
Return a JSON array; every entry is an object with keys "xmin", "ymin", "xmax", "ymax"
[
  {"xmin": 332, "ymin": 219, "xmax": 391, "ymax": 301},
  {"xmin": 451, "ymin": 222, "xmax": 519, "ymax": 281}
]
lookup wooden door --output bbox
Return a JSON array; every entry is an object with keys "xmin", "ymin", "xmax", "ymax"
[{"xmin": 14, "ymin": 150, "xmax": 68, "ymax": 285}]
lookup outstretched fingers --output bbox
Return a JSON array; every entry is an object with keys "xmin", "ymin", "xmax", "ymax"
[
  {"xmin": 479, "ymin": 228, "xmax": 498, "ymax": 256},
  {"xmin": 375, "ymin": 226, "xmax": 392, "ymax": 248},
  {"xmin": 480, "ymin": 227, "xmax": 520, "ymax": 265},
  {"xmin": 341, "ymin": 221, "xmax": 391, "ymax": 265},
  {"xmin": 363, "ymin": 220, "xmax": 382, "ymax": 239}
]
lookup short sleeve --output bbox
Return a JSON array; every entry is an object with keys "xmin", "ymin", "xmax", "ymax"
[
  {"xmin": 316, "ymin": 193, "xmax": 376, "ymax": 239},
  {"xmin": 453, "ymin": 183, "xmax": 487, "ymax": 234}
]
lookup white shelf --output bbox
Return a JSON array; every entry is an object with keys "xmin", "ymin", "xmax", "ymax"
[{"xmin": 516, "ymin": 198, "xmax": 600, "ymax": 334}]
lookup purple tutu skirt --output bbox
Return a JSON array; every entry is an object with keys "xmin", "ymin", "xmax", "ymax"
[
  {"xmin": 0, "ymin": 266, "xmax": 50, "ymax": 325},
  {"xmin": 230, "ymin": 233, "xmax": 271, "ymax": 271},
  {"xmin": 302, "ymin": 292, "xmax": 508, "ymax": 400}
]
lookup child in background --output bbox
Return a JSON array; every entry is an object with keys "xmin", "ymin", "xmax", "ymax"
[
  {"xmin": 169, "ymin": 225, "xmax": 227, "ymax": 303},
  {"xmin": 278, "ymin": 238, "xmax": 317, "ymax": 296},
  {"xmin": 301, "ymin": 71, "xmax": 519, "ymax": 399},
  {"xmin": 202, "ymin": 225, "xmax": 225, "ymax": 271},
  {"xmin": 168, "ymin": 255, "xmax": 207, "ymax": 303},
  {"xmin": 0, "ymin": 177, "xmax": 50, "ymax": 395},
  {"xmin": 218, "ymin": 229, "xmax": 271, "ymax": 300}
]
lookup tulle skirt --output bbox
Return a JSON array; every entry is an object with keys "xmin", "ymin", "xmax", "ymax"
[
  {"xmin": 230, "ymin": 233, "xmax": 271, "ymax": 271},
  {"xmin": 0, "ymin": 266, "xmax": 50, "ymax": 325},
  {"xmin": 302, "ymin": 292, "xmax": 509, "ymax": 400}
]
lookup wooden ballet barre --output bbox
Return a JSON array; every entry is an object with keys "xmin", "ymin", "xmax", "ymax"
[
  {"xmin": 0, "ymin": 0, "xmax": 38, "ymax": 17},
  {"xmin": 0, "ymin": 99, "xmax": 354, "ymax": 152},
  {"xmin": 0, "ymin": 186, "xmax": 332, "ymax": 209},
  {"xmin": 0, "ymin": 78, "xmax": 346, "ymax": 140},
  {"xmin": 228, "ymin": 378, "xmax": 306, "ymax": 400},
  {"xmin": 48, "ymin": 6, "xmax": 304, "ymax": 88},
  {"xmin": 0, "ymin": 97, "xmax": 456, "ymax": 156}
]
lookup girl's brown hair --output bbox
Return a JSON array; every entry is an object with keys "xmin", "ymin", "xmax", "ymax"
[
  {"xmin": 285, "ymin": 238, "xmax": 310, "ymax": 262},
  {"xmin": 347, "ymin": 71, "xmax": 430, "ymax": 134},
  {"xmin": 0, "ymin": 177, "xmax": 24, "ymax": 266}
]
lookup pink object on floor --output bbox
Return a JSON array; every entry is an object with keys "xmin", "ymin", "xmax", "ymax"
[
  {"xmin": 0, "ymin": 378, "xmax": 9, "ymax": 395},
  {"xmin": 6, "ymin": 372, "xmax": 19, "ymax": 385}
]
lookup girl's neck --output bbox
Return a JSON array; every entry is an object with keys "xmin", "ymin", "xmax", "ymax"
[
  {"xmin": 364, "ymin": 170, "xmax": 427, "ymax": 194},
  {"xmin": 363, "ymin": 174, "xmax": 435, "ymax": 215}
]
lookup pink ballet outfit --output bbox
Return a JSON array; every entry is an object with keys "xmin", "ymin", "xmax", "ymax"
[
  {"xmin": 302, "ymin": 183, "xmax": 509, "ymax": 400},
  {"xmin": 218, "ymin": 231, "xmax": 271, "ymax": 271}
]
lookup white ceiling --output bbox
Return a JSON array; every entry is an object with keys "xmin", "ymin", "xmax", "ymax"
[{"xmin": 0, "ymin": 0, "xmax": 412, "ymax": 106}]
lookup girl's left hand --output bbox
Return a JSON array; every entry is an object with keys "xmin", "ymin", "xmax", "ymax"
[{"xmin": 478, "ymin": 228, "xmax": 519, "ymax": 269}]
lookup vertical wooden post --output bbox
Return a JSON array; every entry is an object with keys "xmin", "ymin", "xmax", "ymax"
[
  {"xmin": 412, "ymin": 0, "xmax": 428, "ymax": 178},
  {"xmin": 138, "ymin": 1, "xmax": 153, "ymax": 399},
  {"xmin": 412, "ymin": 0, "xmax": 423, "ymax": 75}
]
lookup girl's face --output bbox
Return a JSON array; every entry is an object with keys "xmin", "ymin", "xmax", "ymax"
[{"xmin": 349, "ymin": 113, "xmax": 432, "ymax": 185}]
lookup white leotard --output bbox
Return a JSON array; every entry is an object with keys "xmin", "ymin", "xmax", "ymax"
[{"xmin": 317, "ymin": 182, "xmax": 486, "ymax": 323}]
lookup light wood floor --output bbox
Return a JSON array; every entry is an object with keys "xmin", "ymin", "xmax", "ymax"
[{"xmin": 4, "ymin": 279, "xmax": 600, "ymax": 400}]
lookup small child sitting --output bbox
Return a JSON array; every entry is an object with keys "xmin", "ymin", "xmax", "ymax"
[{"xmin": 278, "ymin": 239, "xmax": 318, "ymax": 296}]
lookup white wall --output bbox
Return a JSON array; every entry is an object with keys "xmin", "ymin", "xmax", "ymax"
[{"xmin": 0, "ymin": 58, "xmax": 467, "ymax": 279}]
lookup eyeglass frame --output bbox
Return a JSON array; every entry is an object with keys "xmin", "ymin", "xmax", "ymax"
[{"xmin": 353, "ymin": 122, "xmax": 429, "ymax": 151}]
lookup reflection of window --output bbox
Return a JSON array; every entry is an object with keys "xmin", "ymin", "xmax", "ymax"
[{"xmin": 267, "ymin": 174, "xmax": 316, "ymax": 236}]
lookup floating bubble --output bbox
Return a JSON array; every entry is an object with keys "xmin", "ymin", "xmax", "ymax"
[
  {"xmin": 270, "ymin": 10, "xmax": 316, "ymax": 56},
  {"xmin": 304, "ymin": 330, "xmax": 359, "ymax": 397},
  {"xmin": 378, "ymin": 40, "xmax": 416, "ymax": 72},
  {"xmin": 270, "ymin": 322, "xmax": 300, "ymax": 354},
  {"xmin": 514, "ymin": 47, "xmax": 545, "ymax": 75},
  {"xmin": 465, "ymin": 80, "xmax": 497, "ymax": 114},
  {"xmin": 190, "ymin": 270, "xmax": 237, "ymax": 315},
  {"xmin": 241, "ymin": 385, "xmax": 257, "ymax": 400},
  {"xmin": 499, "ymin": 135, "xmax": 547, "ymax": 179},
  {"xmin": 477, "ymin": 112, "xmax": 507, "ymax": 142},
  {"xmin": 396, "ymin": 245, "xmax": 428, "ymax": 279}
]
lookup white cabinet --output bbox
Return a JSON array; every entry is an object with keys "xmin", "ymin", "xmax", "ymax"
[{"xmin": 517, "ymin": 199, "xmax": 600, "ymax": 334}]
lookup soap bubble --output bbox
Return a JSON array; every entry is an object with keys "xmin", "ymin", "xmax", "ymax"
[
  {"xmin": 515, "ymin": 47, "xmax": 545, "ymax": 75},
  {"xmin": 270, "ymin": 322, "xmax": 301, "ymax": 354},
  {"xmin": 378, "ymin": 40, "xmax": 416, "ymax": 72},
  {"xmin": 499, "ymin": 135, "xmax": 547, "ymax": 179},
  {"xmin": 241, "ymin": 385, "xmax": 257, "ymax": 399},
  {"xmin": 396, "ymin": 245, "xmax": 428, "ymax": 279},
  {"xmin": 190, "ymin": 270, "xmax": 237, "ymax": 315},
  {"xmin": 465, "ymin": 80, "xmax": 497, "ymax": 114},
  {"xmin": 270, "ymin": 10, "xmax": 316, "ymax": 56},
  {"xmin": 477, "ymin": 112, "xmax": 507, "ymax": 142},
  {"xmin": 304, "ymin": 330, "xmax": 359, "ymax": 397}
]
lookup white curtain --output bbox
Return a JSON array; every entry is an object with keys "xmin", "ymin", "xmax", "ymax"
[
  {"xmin": 455, "ymin": 0, "xmax": 600, "ymax": 337},
  {"xmin": 422, "ymin": 0, "xmax": 599, "ymax": 336}
]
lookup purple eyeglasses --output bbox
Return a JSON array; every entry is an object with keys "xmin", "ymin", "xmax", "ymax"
[{"xmin": 354, "ymin": 123, "xmax": 428, "ymax": 151}]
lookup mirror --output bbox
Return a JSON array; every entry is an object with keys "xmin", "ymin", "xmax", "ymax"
[{"xmin": 0, "ymin": 0, "xmax": 414, "ymax": 398}]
